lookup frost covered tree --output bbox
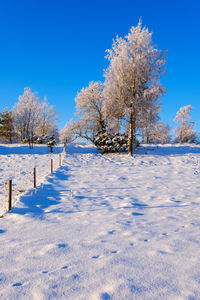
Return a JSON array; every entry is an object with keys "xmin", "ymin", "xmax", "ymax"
[
  {"xmin": 59, "ymin": 119, "xmax": 76, "ymax": 144},
  {"xmin": 103, "ymin": 20, "xmax": 166, "ymax": 154},
  {"xmin": 174, "ymin": 105, "xmax": 196, "ymax": 143},
  {"xmin": 140, "ymin": 89, "xmax": 161, "ymax": 143},
  {"xmin": 75, "ymin": 81, "xmax": 106, "ymax": 142},
  {"xmin": 0, "ymin": 109, "xmax": 14, "ymax": 143},
  {"xmin": 37, "ymin": 96, "xmax": 58, "ymax": 137},
  {"xmin": 149, "ymin": 122, "xmax": 171, "ymax": 144},
  {"xmin": 12, "ymin": 88, "xmax": 42, "ymax": 147}
]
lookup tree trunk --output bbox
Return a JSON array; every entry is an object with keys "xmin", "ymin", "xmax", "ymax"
[
  {"xmin": 128, "ymin": 107, "xmax": 134, "ymax": 155},
  {"xmin": 128, "ymin": 104, "xmax": 137, "ymax": 155},
  {"xmin": 9, "ymin": 133, "xmax": 12, "ymax": 144},
  {"xmin": 133, "ymin": 112, "xmax": 136, "ymax": 147},
  {"xmin": 145, "ymin": 133, "xmax": 149, "ymax": 144}
]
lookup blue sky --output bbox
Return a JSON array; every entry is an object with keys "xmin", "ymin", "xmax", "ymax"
[{"xmin": 0, "ymin": 0, "xmax": 199, "ymax": 133}]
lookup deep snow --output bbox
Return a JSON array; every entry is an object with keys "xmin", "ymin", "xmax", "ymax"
[{"xmin": 0, "ymin": 143, "xmax": 200, "ymax": 299}]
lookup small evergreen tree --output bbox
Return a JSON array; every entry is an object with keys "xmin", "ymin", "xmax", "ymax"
[{"xmin": 0, "ymin": 109, "xmax": 14, "ymax": 143}]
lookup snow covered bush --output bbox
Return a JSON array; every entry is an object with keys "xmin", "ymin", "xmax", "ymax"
[{"xmin": 94, "ymin": 132, "xmax": 133, "ymax": 153}]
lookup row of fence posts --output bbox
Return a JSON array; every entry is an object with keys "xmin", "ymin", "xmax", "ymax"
[{"xmin": 7, "ymin": 153, "xmax": 62, "ymax": 212}]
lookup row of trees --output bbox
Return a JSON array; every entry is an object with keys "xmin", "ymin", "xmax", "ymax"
[
  {"xmin": 0, "ymin": 88, "xmax": 58, "ymax": 146},
  {"xmin": 60, "ymin": 21, "xmax": 196, "ymax": 153},
  {"xmin": 0, "ymin": 21, "xmax": 196, "ymax": 151}
]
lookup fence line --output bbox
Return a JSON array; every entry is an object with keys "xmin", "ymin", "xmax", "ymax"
[{"xmin": 1, "ymin": 149, "xmax": 65, "ymax": 215}]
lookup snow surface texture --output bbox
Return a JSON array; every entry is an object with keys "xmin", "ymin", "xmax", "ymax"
[{"xmin": 0, "ymin": 143, "xmax": 200, "ymax": 299}]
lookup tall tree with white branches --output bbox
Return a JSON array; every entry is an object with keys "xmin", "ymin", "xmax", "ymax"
[{"xmin": 103, "ymin": 20, "xmax": 166, "ymax": 154}]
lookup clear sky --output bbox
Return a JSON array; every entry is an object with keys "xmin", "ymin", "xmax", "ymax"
[{"xmin": 0, "ymin": 0, "xmax": 199, "ymax": 132}]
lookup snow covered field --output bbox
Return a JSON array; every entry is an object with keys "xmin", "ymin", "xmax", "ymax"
[{"xmin": 1, "ymin": 143, "xmax": 200, "ymax": 299}]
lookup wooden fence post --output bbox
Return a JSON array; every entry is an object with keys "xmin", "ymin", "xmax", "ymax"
[
  {"xmin": 8, "ymin": 179, "xmax": 12, "ymax": 211},
  {"xmin": 33, "ymin": 167, "xmax": 36, "ymax": 188},
  {"xmin": 51, "ymin": 159, "xmax": 53, "ymax": 173},
  {"xmin": 59, "ymin": 154, "xmax": 61, "ymax": 167}
]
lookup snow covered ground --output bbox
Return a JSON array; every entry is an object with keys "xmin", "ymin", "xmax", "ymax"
[
  {"xmin": 0, "ymin": 144, "xmax": 63, "ymax": 216},
  {"xmin": 0, "ymin": 143, "xmax": 200, "ymax": 299}
]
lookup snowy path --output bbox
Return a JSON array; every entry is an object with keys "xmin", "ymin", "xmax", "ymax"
[{"xmin": 1, "ymin": 143, "xmax": 200, "ymax": 299}]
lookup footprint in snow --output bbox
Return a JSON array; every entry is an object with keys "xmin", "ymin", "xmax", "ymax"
[
  {"xmin": 108, "ymin": 230, "xmax": 116, "ymax": 235},
  {"xmin": 72, "ymin": 274, "xmax": 79, "ymax": 280},
  {"xmin": 12, "ymin": 282, "xmax": 22, "ymax": 287},
  {"xmin": 159, "ymin": 250, "xmax": 169, "ymax": 255},
  {"xmin": 57, "ymin": 243, "xmax": 68, "ymax": 248},
  {"xmin": 119, "ymin": 176, "xmax": 127, "ymax": 181},
  {"xmin": 132, "ymin": 212, "xmax": 144, "ymax": 216},
  {"xmin": 62, "ymin": 265, "xmax": 68, "ymax": 269},
  {"xmin": 92, "ymin": 255, "xmax": 100, "ymax": 259}
]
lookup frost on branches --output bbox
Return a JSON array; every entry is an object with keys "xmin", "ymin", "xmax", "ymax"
[
  {"xmin": 74, "ymin": 81, "xmax": 106, "ymax": 141},
  {"xmin": 73, "ymin": 81, "xmax": 130, "ymax": 152},
  {"xmin": 12, "ymin": 88, "xmax": 58, "ymax": 147},
  {"xmin": 69, "ymin": 20, "xmax": 167, "ymax": 153},
  {"xmin": 59, "ymin": 119, "xmax": 76, "ymax": 144},
  {"xmin": 103, "ymin": 20, "xmax": 166, "ymax": 154},
  {"xmin": 174, "ymin": 105, "xmax": 196, "ymax": 143}
]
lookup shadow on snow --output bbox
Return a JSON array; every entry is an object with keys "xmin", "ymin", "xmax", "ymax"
[
  {"xmin": 0, "ymin": 145, "xmax": 63, "ymax": 155},
  {"xmin": 10, "ymin": 167, "xmax": 71, "ymax": 218}
]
